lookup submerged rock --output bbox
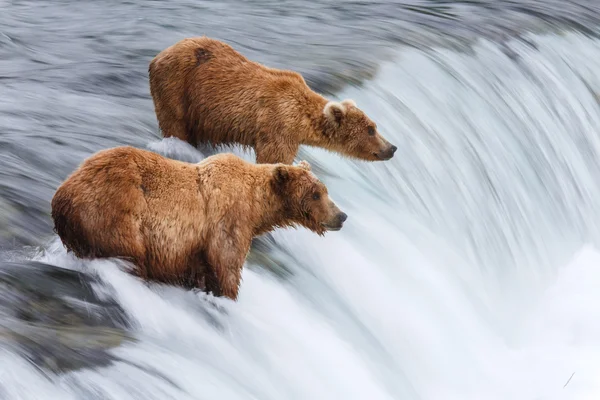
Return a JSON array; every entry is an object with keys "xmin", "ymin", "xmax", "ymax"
[
  {"xmin": 0, "ymin": 260, "xmax": 133, "ymax": 374},
  {"xmin": 247, "ymin": 234, "xmax": 299, "ymax": 280}
]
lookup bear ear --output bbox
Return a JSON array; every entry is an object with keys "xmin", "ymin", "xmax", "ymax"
[
  {"xmin": 341, "ymin": 99, "xmax": 357, "ymax": 109},
  {"xmin": 324, "ymin": 101, "xmax": 345, "ymax": 125},
  {"xmin": 297, "ymin": 160, "xmax": 311, "ymax": 171},
  {"xmin": 273, "ymin": 166, "xmax": 290, "ymax": 186}
]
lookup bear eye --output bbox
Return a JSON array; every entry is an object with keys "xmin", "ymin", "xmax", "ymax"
[
  {"xmin": 368, "ymin": 126, "xmax": 376, "ymax": 136},
  {"xmin": 312, "ymin": 192, "xmax": 320, "ymax": 201}
]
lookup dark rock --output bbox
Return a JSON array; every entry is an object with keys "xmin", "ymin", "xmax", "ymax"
[
  {"xmin": 247, "ymin": 234, "xmax": 298, "ymax": 280},
  {"xmin": 0, "ymin": 260, "xmax": 133, "ymax": 374}
]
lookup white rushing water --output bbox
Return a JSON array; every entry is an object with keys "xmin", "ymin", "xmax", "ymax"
[{"xmin": 3, "ymin": 31, "xmax": 600, "ymax": 399}]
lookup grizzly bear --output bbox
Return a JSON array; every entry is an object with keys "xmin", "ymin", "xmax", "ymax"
[
  {"xmin": 51, "ymin": 146, "xmax": 347, "ymax": 300},
  {"xmin": 148, "ymin": 37, "xmax": 397, "ymax": 165}
]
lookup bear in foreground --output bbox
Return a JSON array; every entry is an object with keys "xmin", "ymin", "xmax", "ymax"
[
  {"xmin": 51, "ymin": 146, "xmax": 347, "ymax": 300},
  {"xmin": 148, "ymin": 36, "xmax": 397, "ymax": 165}
]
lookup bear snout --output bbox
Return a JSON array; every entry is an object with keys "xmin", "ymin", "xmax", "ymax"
[
  {"xmin": 376, "ymin": 144, "xmax": 397, "ymax": 161},
  {"xmin": 322, "ymin": 209, "xmax": 347, "ymax": 231}
]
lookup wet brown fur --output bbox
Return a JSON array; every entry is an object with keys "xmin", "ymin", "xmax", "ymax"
[
  {"xmin": 51, "ymin": 147, "xmax": 344, "ymax": 300},
  {"xmin": 148, "ymin": 36, "xmax": 396, "ymax": 164}
]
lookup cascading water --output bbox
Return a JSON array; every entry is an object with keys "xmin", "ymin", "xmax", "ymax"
[{"xmin": 2, "ymin": 1, "xmax": 600, "ymax": 399}]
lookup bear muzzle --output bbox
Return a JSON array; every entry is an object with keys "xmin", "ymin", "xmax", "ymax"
[
  {"xmin": 322, "ymin": 211, "xmax": 348, "ymax": 231},
  {"xmin": 375, "ymin": 144, "xmax": 397, "ymax": 161}
]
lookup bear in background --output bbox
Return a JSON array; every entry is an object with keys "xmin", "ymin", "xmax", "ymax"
[
  {"xmin": 51, "ymin": 146, "xmax": 347, "ymax": 300},
  {"xmin": 148, "ymin": 36, "xmax": 397, "ymax": 165}
]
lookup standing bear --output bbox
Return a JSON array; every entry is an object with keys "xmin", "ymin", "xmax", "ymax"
[
  {"xmin": 148, "ymin": 37, "xmax": 397, "ymax": 164},
  {"xmin": 51, "ymin": 147, "xmax": 347, "ymax": 300}
]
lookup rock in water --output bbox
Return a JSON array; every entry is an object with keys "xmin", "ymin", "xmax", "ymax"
[{"xmin": 0, "ymin": 260, "xmax": 133, "ymax": 373}]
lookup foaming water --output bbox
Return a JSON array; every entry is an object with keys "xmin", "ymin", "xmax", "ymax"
[{"xmin": 3, "ymin": 31, "xmax": 600, "ymax": 399}]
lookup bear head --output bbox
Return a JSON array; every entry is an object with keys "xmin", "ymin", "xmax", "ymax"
[
  {"xmin": 323, "ymin": 99, "xmax": 397, "ymax": 161},
  {"xmin": 272, "ymin": 160, "xmax": 347, "ymax": 235}
]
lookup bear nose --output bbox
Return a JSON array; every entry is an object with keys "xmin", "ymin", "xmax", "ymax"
[{"xmin": 338, "ymin": 212, "xmax": 348, "ymax": 223}]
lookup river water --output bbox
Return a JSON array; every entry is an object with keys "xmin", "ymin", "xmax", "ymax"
[{"xmin": 2, "ymin": 1, "xmax": 600, "ymax": 399}]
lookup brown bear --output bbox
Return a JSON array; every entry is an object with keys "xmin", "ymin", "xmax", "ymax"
[
  {"xmin": 51, "ymin": 146, "xmax": 347, "ymax": 300},
  {"xmin": 148, "ymin": 36, "xmax": 397, "ymax": 165}
]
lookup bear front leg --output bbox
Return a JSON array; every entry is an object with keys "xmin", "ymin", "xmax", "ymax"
[
  {"xmin": 207, "ymin": 252, "xmax": 246, "ymax": 301},
  {"xmin": 255, "ymin": 140, "xmax": 298, "ymax": 165},
  {"xmin": 161, "ymin": 118, "xmax": 197, "ymax": 147},
  {"xmin": 203, "ymin": 265, "xmax": 222, "ymax": 297},
  {"xmin": 206, "ymin": 230, "xmax": 251, "ymax": 301}
]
